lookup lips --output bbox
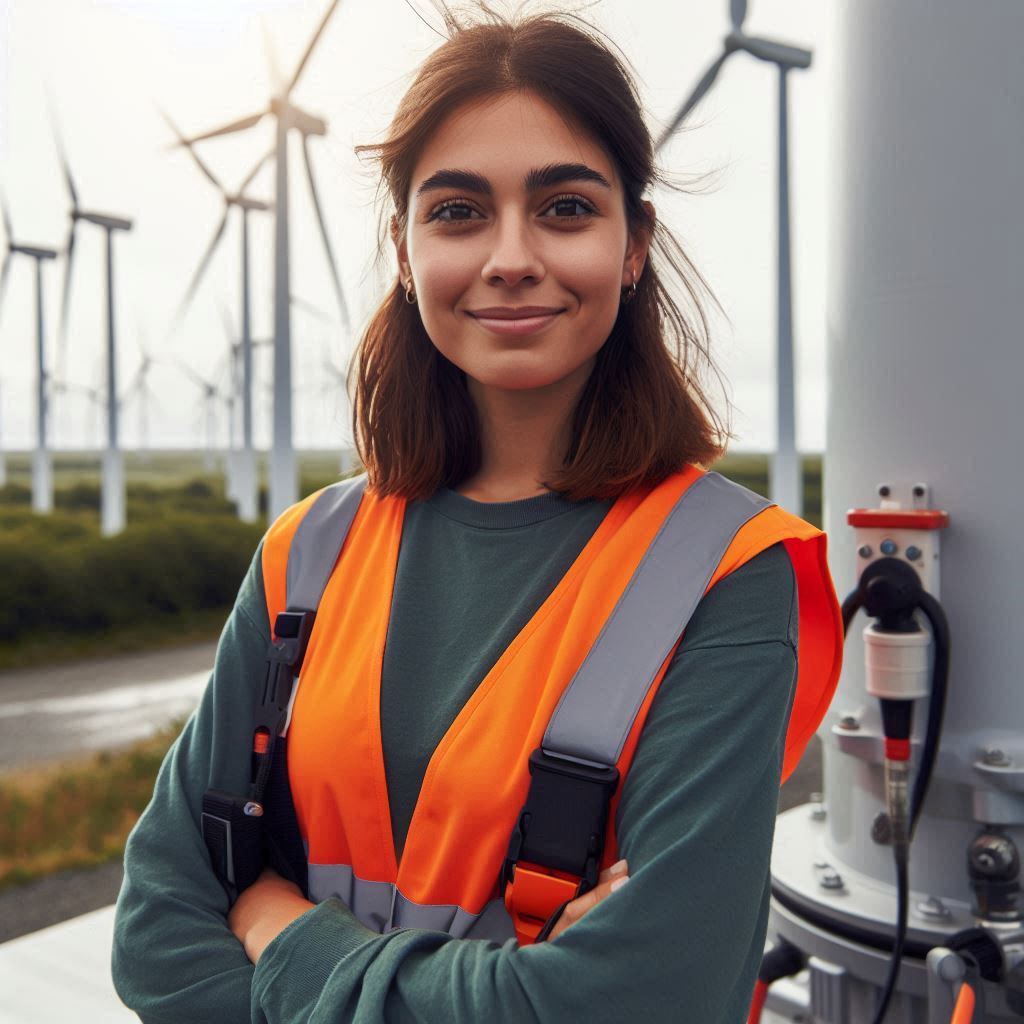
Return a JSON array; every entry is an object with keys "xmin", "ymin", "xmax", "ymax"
[
  {"xmin": 467, "ymin": 307, "xmax": 564, "ymax": 320},
  {"xmin": 467, "ymin": 309, "xmax": 564, "ymax": 337}
]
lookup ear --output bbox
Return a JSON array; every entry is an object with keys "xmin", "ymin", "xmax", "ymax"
[
  {"xmin": 390, "ymin": 215, "xmax": 411, "ymax": 286},
  {"xmin": 623, "ymin": 200, "xmax": 655, "ymax": 286}
]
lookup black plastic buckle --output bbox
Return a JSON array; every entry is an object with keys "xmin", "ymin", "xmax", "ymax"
[
  {"xmin": 254, "ymin": 610, "xmax": 316, "ymax": 731},
  {"xmin": 500, "ymin": 748, "xmax": 619, "ymax": 893}
]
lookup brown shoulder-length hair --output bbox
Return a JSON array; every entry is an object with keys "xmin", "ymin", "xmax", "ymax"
[{"xmin": 349, "ymin": 2, "xmax": 734, "ymax": 502}]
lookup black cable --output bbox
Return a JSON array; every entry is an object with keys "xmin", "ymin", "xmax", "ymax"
[
  {"xmin": 870, "ymin": 848, "xmax": 909, "ymax": 1024},
  {"xmin": 840, "ymin": 589, "xmax": 863, "ymax": 636},
  {"xmin": 909, "ymin": 591, "xmax": 951, "ymax": 838}
]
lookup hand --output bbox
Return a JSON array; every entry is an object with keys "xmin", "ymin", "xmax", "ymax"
[
  {"xmin": 227, "ymin": 867, "xmax": 316, "ymax": 964},
  {"xmin": 546, "ymin": 859, "xmax": 629, "ymax": 941}
]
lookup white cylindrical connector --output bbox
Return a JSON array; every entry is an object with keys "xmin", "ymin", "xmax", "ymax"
[{"xmin": 863, "ymin": 624, "xmax": 930, "ymax": 701}]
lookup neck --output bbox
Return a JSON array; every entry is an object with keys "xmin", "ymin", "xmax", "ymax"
[{"xmin": 457, "ymin": 364, "xmax": 592, "ymax": 502}]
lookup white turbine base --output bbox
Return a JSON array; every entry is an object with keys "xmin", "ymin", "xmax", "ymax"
[
  {"xmin": 101, "ymin": 448, "xmax": 126, "ymax": 537},
  {"xmin": 769, "ymin": 447, "xmax": 802, "ymax": 516},
  {"xmin": 31, "ymin": 448, "xmax": 53, "ymax": 514},
  {"xmin": 235, "ymin": 447, "xmax": 258, "ymax": 523},
  {"xmin": 225, "ymin": 450, "xmax": 239, "ymax": 502}
]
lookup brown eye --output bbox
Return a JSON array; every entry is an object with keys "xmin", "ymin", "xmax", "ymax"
[
  {"xmin": 541, "ymin": 194, "xmax": 597, "ymax": 219},
  {"xmin": 427, "ymin": 199, "xmax": 481, "ymax": 224}
]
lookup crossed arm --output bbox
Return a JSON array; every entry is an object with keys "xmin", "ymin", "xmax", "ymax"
[{"xmin": 112, "ymin": 544, "xmax": 797, "ymax": 1024}]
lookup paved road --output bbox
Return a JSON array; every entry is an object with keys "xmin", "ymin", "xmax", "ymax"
[{"xmin": 0, "ymin": 642, "xmax": 217, "ymax": 775}]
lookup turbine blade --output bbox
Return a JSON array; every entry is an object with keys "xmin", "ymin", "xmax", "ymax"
[
  {"xmin": 261, "ymin": 15, "xmax": 286, "ymax": 95},
  {"xmin": 159, "ymin": 106, "xmax": 225, "ymax": 193},
  {"xmin": 171, "ymin": 209, "xmax": 230, "ymax": 331},
  {"xmin": 292, "ymin": 293, "xmax": 330, "ymax": 322},
  {"xmin": 57, "ymin": 221, "xmax": 77, "ymax": 378},
  {"xmin": 239, "ymin": 146, "xmax": 274, "ymax": 196},
  {"xmin": 656, "ymin": 51, "xmax": 732, "ymax": 151},
  {"xmin": 302, "ymin": 135, "xmax": 350, "ymax": 330},
  {"xmin": 218, "ymin": 302, "xmax": 235, "ymax": 342},
  {"xmin": 52, "ymin": 114, "xmax": 80, "ymax": 210},
  {"xmin": 0, "ymin": 253, "xmax": 12, "ymax": 329},
  {"xmin": 730, "ymin": 0, "xmax": 748, "ymax": 32},
  {"xmin": 0, "ymin": 188, "xmax": 11, "ymax": 243},
  {"xmin": 287, "ymin": 0, "xmax": 343, "ymax": 97},
  {"xmin": 180, "ymin": 112, "xmax": 266, "ymax": 145}
]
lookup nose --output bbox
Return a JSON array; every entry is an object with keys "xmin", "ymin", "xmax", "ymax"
[{"xmin": 479, "ymin": 209, "xmax": 545, "ymax": 289}]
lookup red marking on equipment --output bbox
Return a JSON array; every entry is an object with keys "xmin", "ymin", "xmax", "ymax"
[
  {"xmin": 847, "ymin": 509, "xmax": 950, "ymax": 529},
  {"xmin": 885, "ymin": 737, "xmax": 911, "ymax": 761},
  {"xmin": 253, "ymin": 729, "xmax": 270, "ymax": 754}
]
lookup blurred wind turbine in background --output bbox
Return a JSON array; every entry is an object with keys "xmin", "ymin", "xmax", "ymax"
[
  {"xmin": 0, "ymin": 188, "xmax": 58, "ymax": 513},
  {"xmin": 53, "ymin": 107, "xmax": 135, "ymax": 535},
  {"xmin": 161, "ymin": 110, "xmax": 273, "ymax": 523},
  {"xmin": 655, "ymin": 0, "xmax": 812, "ymax": 515},
  {"xmin": 170, "ymin": 0, "xmax": 352, "ymax": 521}
]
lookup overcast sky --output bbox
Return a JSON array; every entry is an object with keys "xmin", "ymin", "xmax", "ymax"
[{"xmin": 0, "ymin": 0, "xmax": 833, "ymax": 453}]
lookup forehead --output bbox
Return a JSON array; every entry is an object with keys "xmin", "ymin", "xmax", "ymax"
[{"xmin": 409, "ymin": 90, "xmax": 619, "ymax": 198}]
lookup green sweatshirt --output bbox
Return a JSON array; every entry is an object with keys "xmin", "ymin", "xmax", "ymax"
[{"xmin": 112, "ymin": 483, "xmax": 799, "ymax": 1024}]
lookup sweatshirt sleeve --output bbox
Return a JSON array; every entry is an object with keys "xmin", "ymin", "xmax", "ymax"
[
  {"xmin": 111, "ymin": 540, "xmax": 273, "ymax": 1024},
  {"xmin": 249, "ymin": 543, "xmax": 800, "ymax": 1024}
]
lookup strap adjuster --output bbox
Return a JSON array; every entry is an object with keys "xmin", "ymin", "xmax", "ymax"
[{"xmin": 500, "ymin": 748, "xmax": 619, "ymax": 892}]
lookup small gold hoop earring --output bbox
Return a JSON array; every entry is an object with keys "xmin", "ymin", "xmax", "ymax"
[
  {"xmin": 621, "ymin": 278, "xmax": 637, "ymax": 305},
  {"xmin": 404, "ymin": 281, "xmax": 417, "ymax": 304}
]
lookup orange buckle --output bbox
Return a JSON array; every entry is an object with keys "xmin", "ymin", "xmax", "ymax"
[{"xmin": 504, "ymin": 863, "xmax": 581, "ymax": 945}]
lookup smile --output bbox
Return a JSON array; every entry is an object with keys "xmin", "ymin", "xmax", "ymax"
[{"xmin": 467, "ymin": 311, "xmax": 563, "ymax": 336}]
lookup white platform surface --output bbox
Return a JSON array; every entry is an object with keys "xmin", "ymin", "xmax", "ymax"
[{"xmin": 0, "ymin": 905, "xmax": 137, "ymax": 1023}]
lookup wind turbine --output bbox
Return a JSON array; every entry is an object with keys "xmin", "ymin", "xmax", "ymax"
[
  {"xmin": 0, "ymin": 189, "xmax": 58, "ymax": 512},
  {"xmin": 54, "ymin": 116, "xmax": 134, "ymax": 536},
  {"xmin": 120, "ymin": 335, "xmax": 161, "ymax": 452},
  {"xmin": 175, "ymin": 358, "xmax": 226, "ymax": 473},
  {"xmin": 655, "ymin": 0, "xmax": 811, "ymax": 515},
  {"xmin": 172, "ymin": 0, "xmax": 352, "ymax": 521},
  {"xmin": 161, "ymin": 112, "xmax": 272, "ymax": 522}
]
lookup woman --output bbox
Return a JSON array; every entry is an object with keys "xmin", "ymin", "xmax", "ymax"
[{"xmin": 112, "ymin": 7, "xmax": 842, "ymax": 1022}]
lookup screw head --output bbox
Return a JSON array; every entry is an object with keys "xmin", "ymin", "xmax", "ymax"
[
  {"xmin": 913, "ymin": 485, "xmax": 926, "ymax": 498},
  {"xmin": 858, "ymin": 544, "xmax": 873, "ymax": 559},
  {"xmin": 880, "ymin": 538, "xmax": 898, "ymax": 555},
  {"xmin": 906, "ymin": 545, "xmax": 923, "ymax": 561},
  {"xmin": 878, "ymin": 484, "xmax": 891, "ymax": 497},
  {"xmin": 916, "ymin": 896, "xmax": 952, "ymax": 920},
  {"xmin": 838, "ymin": 714, "xmax": 860, "ymax": 731},
  {"xmin": 819, "ymin": 869, "xmax": 844, "ymax": 890},
  {"xmin": 983, "ymin": 748, "xmax": 1011, "ymax": 766}
]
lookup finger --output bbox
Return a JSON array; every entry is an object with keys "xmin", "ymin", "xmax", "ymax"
[
  {"xmin": 548, "ymin": 873, "xmax": 629, "ymax": 941},
  {"xmin": 597, "ymin": 858, "xmax": 629, "ymax": 885}
]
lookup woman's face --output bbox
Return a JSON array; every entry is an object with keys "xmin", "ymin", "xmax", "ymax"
[{"xmin": 394, "ymin": 89, "xmax": 651, "ymax": 396}]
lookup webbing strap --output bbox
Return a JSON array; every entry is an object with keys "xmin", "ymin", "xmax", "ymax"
[
  {"xmin": 285, "ymin": 473, "xmax": 369, "ymax": 611},
  {"xmin": 542, "ymin": 471, "xmax": 773, "ymax": 768}
]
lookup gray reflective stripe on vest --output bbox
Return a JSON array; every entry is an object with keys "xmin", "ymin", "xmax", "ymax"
[
  {"xmin": 542, "ymin": 471, "xmax": 774, "ymax": 768},
  {"xmin": 285, "ymin": 472, "xmax": 369, "ymax": 612},
  {"xmin": 307, "ymin": 859, "xmax": 515, "ymax": 941}
]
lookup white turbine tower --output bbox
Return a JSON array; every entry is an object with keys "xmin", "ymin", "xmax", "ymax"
[
  {"xmin": 655, "ymin": 0, "xmax": 811, "ymax": 515},
  {"xmin": 172, "ymin": 0, "xmax": 352, "ymax": 521},
  {"xmin": 0, "ymin": 189, "xmax": 58, "ymax": 512},
  {"xmin": 54, "ymin": 118, "xmax": 134, "ymax": 536}
]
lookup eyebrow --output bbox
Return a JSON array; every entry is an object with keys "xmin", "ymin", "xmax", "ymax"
[{"xmin": 414, "ymin": 162, "xmax": 613, "ymax": 199}]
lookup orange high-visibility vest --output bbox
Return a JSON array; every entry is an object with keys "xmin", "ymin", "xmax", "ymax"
[{"xmin": 260, "ymin": 464, "xmax": 843, "ymax": 944}]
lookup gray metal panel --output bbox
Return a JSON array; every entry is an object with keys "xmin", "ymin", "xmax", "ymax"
[
  {"xmin": 285, "ymin": 473, "xmax": 368, "ymax": 611},
  {"xmin": 543, "ymin": 472, "xmax": 773, "ymax": 767}
]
